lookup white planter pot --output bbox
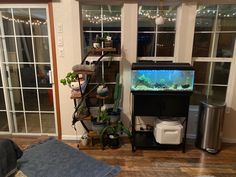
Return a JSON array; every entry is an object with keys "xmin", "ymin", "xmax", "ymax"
[
  {"xmin": 81, "ymin": 138, "xmax": 88, "ymax": 146},
  {"xmin": 93, "ymin": 42, "xmax": 100, "ymax": 48}
]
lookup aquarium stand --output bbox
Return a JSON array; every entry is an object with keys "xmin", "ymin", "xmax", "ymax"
[{"xmin": 131, "ymin": 91, "xmax": 191, "ymax": 153}]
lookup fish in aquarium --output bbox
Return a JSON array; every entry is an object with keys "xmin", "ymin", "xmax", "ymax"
[{"xmin": 131, "ymin": 69, "xmax": 194, "ymax": 91}]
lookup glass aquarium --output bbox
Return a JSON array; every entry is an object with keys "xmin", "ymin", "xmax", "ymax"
[{"xmin": 131, "ymin": 63, "xmax": 195, "ymax": 92}]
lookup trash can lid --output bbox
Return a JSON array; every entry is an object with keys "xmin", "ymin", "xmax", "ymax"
[{"xmin": 200, "ymin": 100, "xmax": 226, "ymax": 108}]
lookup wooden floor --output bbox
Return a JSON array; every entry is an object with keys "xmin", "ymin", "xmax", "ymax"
[{"xmin": 2, "ymin": 136, "xmax": 236, "ymax": 177}]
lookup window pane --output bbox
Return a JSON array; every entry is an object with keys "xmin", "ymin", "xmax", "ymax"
[
  {"xmin": 41, "ymin": 113, "xmax": 55, "ymax": 133},
  {"xmin": 193, "ymin": 62, "xmax": 211, "ymax": 84},
  {"xmin": 23, "ymin": 89, "xmax": 38, "ymax": 111},
  {"xmin": 26, "ymin": 113, "xmax": 40, "ymax": 133},
  {"xmin": 0, "ymin": 8, "xmax": 14, "ymax": 35},
  {"xmin": 0, "ymin": 111, "xmax": 9, "ymax": 131},
  {"xmin": 82, "ymin": 5, "xmax": 101, "ymax": 31},
  {"xmin": 216, "ymin": 33, "xmax": 235, "ymax": 58},
  {"xmin": 138, "ymin": 33, "xmax": 155, "ymax": 56},
  {"xmin": 156, "ymin": 33, "xmax": 175, "ymax": 56},
  {"xmin": 0, "ymin": 89, "xmax": 6, "ymax": 110},
  {"xmin": 90, "ymin": 62, "xmax": 102, "ymax": 83},
  {"xmin": 10, "ymin": 89, "xmax": 23, "ymax": 110},
  {"xmin": 138, "ymin": 6, "xmax": 156, "ymax": 31},
  {"xmin": 31, "ymin": 8, "xmax": 48, "ymax": 35},
  {"xmin": 195, "ymin": 5, "xmax": 217, "ymax": 31},
  {"xmin": 157, "ymin": 6, "xmax": 177, "ymax": 32},
  {"xmin": 13, "ymin": 8, "xmax": 31, "ymax": 35},
  {"xmin": 190, "ymin": 85, "xmax": 208, "ymax": 105},
  {"xmin": 87, "ymin": 84, "xmax": 99, "ymax": 107},
  {"xmin": 5, "ymin": 37, "xmax": 17, "ymax": 62},
  {"xmin": 103, "ymin": 5, "xmax": 121, "ymax": 31},
  {"xmin": 107, "ymin": 33, "xmax": 121, "ymax": 55},
  {"xmin": 217, "ymin": 5, "xmax": 236, "ymax": 31},
  {"xmin": 192, "ymin": 33, "xmax": 212, "ymax": 57},
  {"xmin": 8, "ymin": 64, "xmax": 20, "ymax": 87},
  {"xmin": 17, "ymin": 37, "xmax": 33, "ymax": 62},
  {"xmin": 39, "ymin": 89, "xmax": 54, "ymax": 111},
  {"xmin": 212, "ymin": 62, "xmax": 230, "ymax": 85},
  {"xmin": 34, "ymin": 37, "xmax": 50, "ymax": 62},
  {"xmin": 36, "ymin": 64, "xmax": 51, "ymax": 87},
  {"xmin": 83, "ymin": 32, "xmax": 102, "ymax": 54},
  {"xmin": 20, "ymin": 64, "xmax": 36, "ymax": 87},
  {"xmin": 208, "ymin": 86, "xmax": 227, "ymax": 103},
  {"xmin": 138, "ymin": 6, "xmax": 177, "ymax": 32},
  {"xmin": 104, "ymin": 61, "xmax": 119, "ymax": 82},
  {"xmin": 14, "ymin": 112, "xmax": 25, "ymax": 133}
]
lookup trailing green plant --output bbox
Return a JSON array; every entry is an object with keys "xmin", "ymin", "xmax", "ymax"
[
  {"xmin": 60, "ymin": 72, "xmax": 77, "ymax": 86},
  {"xmin": 99, "ymin": 121, "xmax": 131, "ymax": 145},
  {"xmin": 113, "ymin": 74, "xmax": 122, "ymax": 112},
  {"xmin": 96, "ymin": 110, "xmax": 109, "ymax": 123}
]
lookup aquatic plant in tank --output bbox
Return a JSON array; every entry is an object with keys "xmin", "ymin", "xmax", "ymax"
[{"xmin": 131, "ymin": 69, "xmax": 194, "ymax": 92}]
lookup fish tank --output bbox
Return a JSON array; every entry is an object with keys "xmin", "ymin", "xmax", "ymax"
[{"xmin": 131, "ymin": 62, "xmax": 195, "ymax": 92}]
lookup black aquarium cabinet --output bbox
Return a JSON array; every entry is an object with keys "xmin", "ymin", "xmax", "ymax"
[{"xmin": 131, "ymin": 62, "xmax": 194, "ymax": 152}]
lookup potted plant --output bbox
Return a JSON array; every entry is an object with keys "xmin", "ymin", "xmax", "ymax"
[
  {"xmin": 96, "ymin": 84, "xmax": 109, "ymax": 98},
  {"xmin": 103, "ymin": 33, "xmax": 113, "ymax": 48},
  {"xmin": 93, "ymin": 34, "xmax": 103, "ymax": 48},
  {"xmin": 60, "ymin": 72, "xmax": 86, "ymax": 97},
  {"xmin": 81, "ymin": 134, "xmax": 89, "ymax": 146},
  {"xmin": 107, "ymin": 74, "xmax": 122, "ymax": 123},
  {"xmin": 60, "ymin": 72, "xmax": 77, "ymax": 86},
  {"xmin": 100, "ymin": 121, "xmax": 131, "ymax": 149},
  {"xmin": 92, "ymin": 110, "xmax": 109, "ymax": 134}
]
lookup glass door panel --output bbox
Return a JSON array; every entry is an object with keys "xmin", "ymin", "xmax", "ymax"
[
  {"xmin": 0, "ymin": 6, "xmax": 56, "ymax": 135},
  {"xmin": 0, "ymin": 69, "xmax": 9, "ymax": 132}
]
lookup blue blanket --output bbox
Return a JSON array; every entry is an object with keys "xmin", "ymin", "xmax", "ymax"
[
  {"xmin": 0, "ymin": 139, "xmax": 23, "ymax": 177},
  {"xmin": 18, "ymin": 138, "xmax": 120, "ymax": 177}
]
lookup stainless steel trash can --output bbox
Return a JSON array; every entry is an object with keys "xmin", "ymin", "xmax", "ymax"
[{"xmin": 196, "ymin": 101, "xmax": 225, "ymax": 153}]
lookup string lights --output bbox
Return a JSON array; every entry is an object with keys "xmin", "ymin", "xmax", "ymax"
[{"xmin": 2, "ymin": 15, "xmax": 47, "ymax": 26}]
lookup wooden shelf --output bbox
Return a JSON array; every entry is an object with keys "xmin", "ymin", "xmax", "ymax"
[
  {"xmin": 90, "ymin": 47, "xmax": 116, "ymax": 52},
  {"xmin": 70, "ymin": 92, "xmax": 82, "ymax": 99},
  {"xmin": 73, "ymin": 70, "xmax": 94, "ymax": 75},
  {"xmin": 82, "ymin": 115, "xmax": 91, "ymax": 121},
  {"xmin": 96, "ymin": 95, "xmax": 109, "ymax": 99},
  {"xmin": 88, "ymin": 131, "xmax": 99, "ymax": 138}
]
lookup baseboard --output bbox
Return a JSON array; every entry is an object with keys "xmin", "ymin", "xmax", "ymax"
[
  {"xmin": 62, "ymin": 135, "xmax": 82, "ymax": 140},
  {"xmin": 222, "ymin": 137, "xmax": 236, "ymax": 143}
]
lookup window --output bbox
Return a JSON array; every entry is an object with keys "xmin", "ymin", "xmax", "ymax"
[
  {"xmin": 81, "ymin": 5, "xmax": 121, "ymax": 107},
  {"xmin": 191, "ymin": 4, "xmax": 236, "ymax": 105},
  {"xmin": 137, "ymin": 5, "xmax": 177, "ymax": 59},
  {"xmin": 82, "ymin": 5, "xmax": 121, "ymax": 55}
]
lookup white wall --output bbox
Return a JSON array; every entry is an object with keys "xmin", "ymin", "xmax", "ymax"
[{"xmin": 52, "ymin": 0, "xmax": 85, "ymax": 139}]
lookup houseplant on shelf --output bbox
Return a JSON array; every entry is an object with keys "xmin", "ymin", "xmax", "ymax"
[
  {"xmin": 92, "ymin": 110, "xmax": 109, "ymax": 134},
  {"xmin": 107, "ymin": 74, "xmax": 122, "ymax": 123},
  {"xmin": 80, "ymin": 133, "xmax": 89, "ymax": 146},
  {"xmin": 93, "ymin": 34, "xmax": 103, "ymax": 49},
  {"xmin": 60, "ymin": 72, "xmax": 86, "ymax": 97},
  {"xmin": 100, "ymin": 121, "xmax": 131, "ymax": 149}
]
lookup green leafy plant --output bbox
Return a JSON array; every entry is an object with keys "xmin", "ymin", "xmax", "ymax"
[
  {"xmin": 113, "ymin": 74, "xmax": 122, "ymax": 112},
  {"xmin": 100, "ymin": 121, "xmax": 131, "ymax": 145},
  {"xmin": 60, "ymin": 72, "xmax": 77, "ymax": 86},
  {"xmin": 96, "ymin": 110, "xmax": 109, "ymax": 123}
]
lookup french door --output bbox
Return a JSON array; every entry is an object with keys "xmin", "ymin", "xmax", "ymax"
[{"xmin": 0, "ymin": 4, "xmax": 57, "ymax": 135}]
